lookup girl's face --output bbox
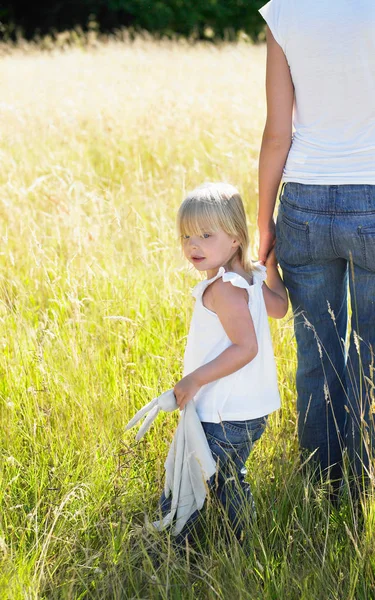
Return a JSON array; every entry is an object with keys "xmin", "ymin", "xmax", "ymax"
[{"xmin": 182, "ymin": 228, "xmax": 240, "ymax": 276}]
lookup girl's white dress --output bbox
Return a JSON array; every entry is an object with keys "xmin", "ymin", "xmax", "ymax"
[{"xmin": 184, "ymin": 265, "xmax": 281, "ymax": 423}]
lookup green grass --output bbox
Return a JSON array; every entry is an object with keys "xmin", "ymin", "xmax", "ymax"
[{"xmin": 0, "ymin": 37, "xmax": 374, "ymax": 599}]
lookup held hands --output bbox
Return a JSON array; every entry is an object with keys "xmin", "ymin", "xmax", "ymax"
[
  {"xmin": 173, "ymin": 373, "xmax": 201, "ymax": 411},
  {"xmin": 265, "ymin": 247, "xmax": 278, "ymax": 268},
  {"xmin": 258, "ymin": 221, "xmax": 276, "ymax": 265}
]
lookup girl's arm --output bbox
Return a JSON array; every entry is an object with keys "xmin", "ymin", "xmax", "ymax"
[
  {"xmin": 174, "ymin": 279, "xmax": 258, "ymax": 410},
  {"xmin": 258, "ymin": 26, "xmax": 294, "ymax": 264},
  {"xmin": 262, "ymin": 249, "xmax": 288, "ymax": 318}
]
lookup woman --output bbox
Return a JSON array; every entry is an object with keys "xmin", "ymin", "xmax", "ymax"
[{"xmin": 258, "ymin": 0, "xmax": 375, "ymax": 485}]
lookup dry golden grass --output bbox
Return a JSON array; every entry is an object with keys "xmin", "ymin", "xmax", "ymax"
[{"xmin": 0, "ymin": 38, "xmax": 373, "ymax": 599}]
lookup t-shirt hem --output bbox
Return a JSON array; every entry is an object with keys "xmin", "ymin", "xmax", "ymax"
[{"xmin": 282, "ymin": 175, "xmax": 375, "ymax": 185}]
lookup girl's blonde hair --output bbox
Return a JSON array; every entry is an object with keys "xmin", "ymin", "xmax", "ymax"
[{"xmin": 177, "ymin": 182, "xmax": 253, "ymax": 272}]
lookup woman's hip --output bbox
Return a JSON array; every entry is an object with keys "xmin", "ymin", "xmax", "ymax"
[
  {"xmin": 280, "ymin": 182, "xmax": 375, "ymax": 215},
  {"xmin": 276, "ymin": 183, "xmax": 375, "ymax": 271}
]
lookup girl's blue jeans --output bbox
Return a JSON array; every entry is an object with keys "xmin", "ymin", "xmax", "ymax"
[
  {"xmin": 159, "ymin": 415, "xmax": 267, "ymax": 544},
  {"xmin": 276, "ymin": 182, "xmax": 375, "ymax": 480}
]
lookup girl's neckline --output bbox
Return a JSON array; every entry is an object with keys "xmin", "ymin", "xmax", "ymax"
[
  {"xmin": 205, "ymin": 266, "xmax": 253, "ymax": 287},
  {"xmin": 192, "ymin": 263, "xmax": 266, "ymax": 300}
]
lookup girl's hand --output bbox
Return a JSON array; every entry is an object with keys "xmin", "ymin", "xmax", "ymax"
[{"xmin": 173, "ymin": 374, "xmax": 201, "ymax": 411}]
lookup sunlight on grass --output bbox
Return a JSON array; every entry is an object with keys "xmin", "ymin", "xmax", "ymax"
[{"xmin": 0, "ymin": 38, "xmax": 374, "ymax": 599}]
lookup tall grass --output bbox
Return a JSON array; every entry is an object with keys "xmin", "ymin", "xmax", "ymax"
[{"xmin": 0, "ymin": 38, "xmax": 374, "ymax": 599}]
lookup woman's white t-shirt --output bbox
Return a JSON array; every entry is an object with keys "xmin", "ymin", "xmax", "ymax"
[
  {"xmin": 259, "ymin": 0, "xmax": 375, "ymax": 185},
  {"xmin": 183, "ymin": 265, "xmax": 281, "ymax": 423}
]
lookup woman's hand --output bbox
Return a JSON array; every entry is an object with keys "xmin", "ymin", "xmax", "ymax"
[
  {"xmin": 258, "ymin": 221, "xmax": 276, "ymax": 265},
  {"xmin": 173, "ymin": 374, "xmax": 201, "ymax": 411}
]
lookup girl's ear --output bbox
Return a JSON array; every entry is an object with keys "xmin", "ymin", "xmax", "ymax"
[{"xmin": 232, "ymin": 238, "xmax": 240, "ymax": 248}]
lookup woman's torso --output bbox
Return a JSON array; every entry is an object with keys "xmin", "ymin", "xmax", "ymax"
[{"xmin": 260, "ymin": 0, "xmax": 375, "ymax": 184}]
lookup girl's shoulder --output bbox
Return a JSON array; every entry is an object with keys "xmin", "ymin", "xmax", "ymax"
[
  {"xmin": 192, "ymin": 264, "xmax": 267, "ymax": 300},
  {"xmin": 221, "ymin": 264, "xmax": 267, "ymax": 289}
]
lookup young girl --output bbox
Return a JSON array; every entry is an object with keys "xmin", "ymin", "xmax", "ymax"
[{"xmin": 160, "ymin": 181, "xmax": 288, "ymax": 544}]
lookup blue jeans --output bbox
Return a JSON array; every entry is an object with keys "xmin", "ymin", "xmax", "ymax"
[
  {"xmin": 276, "ymin": 183, "xmax": 375, "ymax": 479},
  {"xmin": 159, "ymin": 415, "xmax": 267, "ymax": 544}
]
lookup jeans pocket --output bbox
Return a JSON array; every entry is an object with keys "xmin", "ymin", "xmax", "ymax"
[
  {"xmin": 204, "ymin": 417, "xmax": 267, "ymax": 451},
  {"xmin": 358, "ymin": 224, "xmax": 375, "ymax": 272},
  {"xmin": 225, "ymin": 416, "xmax": 268, "ymax": 437},
  {"xmin": 204, "ymin": 422, "xmax": 249, "ymax": 450},
  {"xmin": 277, "ymin": 207, "xmax": 313, "ymax": 267}
]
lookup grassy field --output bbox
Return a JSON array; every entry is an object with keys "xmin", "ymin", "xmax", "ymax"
[{"xmin": 0, "ymin": 37, "xmax": 374, "ymax": 599}]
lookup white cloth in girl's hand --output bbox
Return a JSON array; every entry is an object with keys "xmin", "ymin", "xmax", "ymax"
[
  {"xmin": 125, "ymin": 389, "xmax": 217, "ymax": 535},
  {"xmin": 125, "ymin": 389, "xmax": 177, "ymax": 441}
]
